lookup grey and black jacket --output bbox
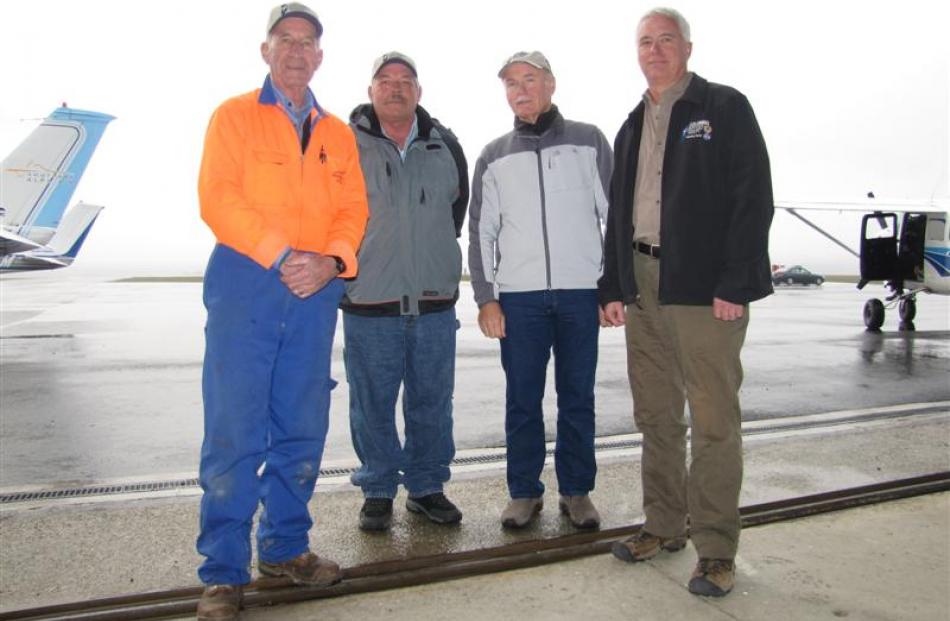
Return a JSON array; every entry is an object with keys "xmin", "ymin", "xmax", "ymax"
[
  {"xmin": 468, "ymin": 106, "xmax": 612, "ymax": 307},
  {"xmin": 342, "ymin": 104, "xmax": 468, "ymax": 316}
]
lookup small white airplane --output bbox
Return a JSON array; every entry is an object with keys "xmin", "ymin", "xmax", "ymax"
[
  {"xmin": 1, "ymin": 106, "xmax": 114, "ymax": 272},
  {"xmin": 776, "ymin": 196, "xmax": 949, "ymax": 331}
]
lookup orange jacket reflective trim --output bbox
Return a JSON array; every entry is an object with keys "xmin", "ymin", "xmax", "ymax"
[{"xmin": 198, "ymin": 89, "xmax": 368, "ymax": 276}]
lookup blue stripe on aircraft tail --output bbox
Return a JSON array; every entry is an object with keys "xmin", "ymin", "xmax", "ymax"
[
  {"xmin": 31, "ymin": 108, "xmax": 115, "ymax": 228},
  {"xmin": 62, "ymin": 211, "xmax": 101, "ymax": 259}
]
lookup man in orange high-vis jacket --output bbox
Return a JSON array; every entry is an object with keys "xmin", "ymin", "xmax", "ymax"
[{"xmin": 195, "ymin": 5, "xmax": 367, "ymax": 620}]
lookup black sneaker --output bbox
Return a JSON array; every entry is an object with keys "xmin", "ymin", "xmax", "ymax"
[
  {"xmin": 359, "ymin": 497, "xmax": 393, "ymax": 531},
  {"xmin": 406, "ymin": 492, "xmax": 462, "ymax": 524}
]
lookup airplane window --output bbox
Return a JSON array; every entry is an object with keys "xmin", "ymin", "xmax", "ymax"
[
  {"xmin": 864, "ymin": 217, "xmax": 896, "ymax": 240},
  {"xmin": 924, "ymin": 217, "xmax": 945, "ymax": 241}
]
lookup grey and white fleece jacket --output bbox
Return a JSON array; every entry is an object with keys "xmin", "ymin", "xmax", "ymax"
[{"xmin": 467, "ymin": 106, "xmax": 612, "ymax": 306}]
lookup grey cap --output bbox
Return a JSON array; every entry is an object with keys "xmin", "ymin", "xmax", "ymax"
[
  {"xmin": 371, "ymin": 51, "xmax": 418, "ymax": 78},
  {"xmin": 267, "ymin": 3, "xmax": 323, "ymax": 37},
  {"xmin": 498, "ymin": 50, "xmax": 552, "ymax": 77}
]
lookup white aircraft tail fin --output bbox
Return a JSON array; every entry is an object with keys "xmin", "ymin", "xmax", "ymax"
[{"xmin": 1, "ymin": 107, "xmax": 114, "ymax": 272}]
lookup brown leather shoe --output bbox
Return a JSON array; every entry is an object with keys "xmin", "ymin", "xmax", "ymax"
[
  {"xmin": 258, "ymin": 551, "xmax": 342, "ymax": 586},
  {"xmin": 688, "ymin": 558, "xmax": 735, "ymax": 597},
  {"xmin": 196, "ymin": 584, "xmax": 242, "ymax": 621},
  {"xmin": 611, "ymin": 529, "xmax": 688, "ymax": 562},
  {"xmin": 558, "ymin": 495, "xmax": 601, "ymax": 529}
]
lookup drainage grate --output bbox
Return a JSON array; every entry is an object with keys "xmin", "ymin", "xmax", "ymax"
[
  {"xmin": 1, "ymin": 478, "xmax": 201, "ymax": 504},
  {"xmin": 0, "ymin": 333, "xmax": 75, "ymax": 340},
  {"xmin": 453, "ymin": 453, "xmax": 505, "ymax": 466},
  {"xmin": 2, "ymin": 405, "xmax": 942, "ymax": 506},
  {"xmin": 0, "ymin": 441, "xmax": 645, "ymax": 505}
]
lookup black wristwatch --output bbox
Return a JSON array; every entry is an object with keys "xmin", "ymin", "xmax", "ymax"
[{"xmin": 330, "ymin": 255, "xmax": 346, "ymax": 274}]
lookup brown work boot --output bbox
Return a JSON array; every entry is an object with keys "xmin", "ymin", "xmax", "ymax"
[
  {"xmin": 501, "ymin": 497, "xmax": 543, "ymax": 528},
  {"xmin": 688, "ymin": 558, "xmax": 735, "ymax": 597},
  {"xmin": 558, "ymin": 495, "xmax": 601, "ymax": 529},
  {"xmin": 611, "ymin": 529, "xmax": 688, "ymax": 562},
  {"xmin": 258, "ymin": 551, "xmax": 342, "ymax": 586},
  {"xmin": 196, "ymin": 584, "xmax": 242, "ymax": 621}
]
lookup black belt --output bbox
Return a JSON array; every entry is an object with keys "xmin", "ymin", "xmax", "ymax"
[{"xmin": 635, "ymin": 241, "xmax": 661, "ymax": 259}]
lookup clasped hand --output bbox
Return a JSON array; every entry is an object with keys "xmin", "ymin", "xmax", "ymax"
[{"xmin": 279, "ymin": 250, "xmax": 338, "ymax": 298}]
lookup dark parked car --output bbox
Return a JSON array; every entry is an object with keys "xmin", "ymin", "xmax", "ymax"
[{"xmin": 772, "ymin": 265, "xmax": 824, "ymax": 286}]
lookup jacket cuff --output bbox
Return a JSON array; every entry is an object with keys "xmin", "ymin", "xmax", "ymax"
[
  {"xmin": 325, "ymin": 240, "xmax": 358, "ymax": 278},
  {"xmin": 272, "ymin": 246, "xmax": 292, "ymax": 269},
  {"xmin": 250, "ymin": 231, "xmax": 290, "ymax": 269}
]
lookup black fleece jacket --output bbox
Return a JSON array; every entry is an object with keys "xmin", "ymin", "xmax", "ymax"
[{"xmin": 598, "ymin": 74, "xmax": 774, "ymax": 307}]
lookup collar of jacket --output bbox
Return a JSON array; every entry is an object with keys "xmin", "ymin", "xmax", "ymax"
[
  {"xmin": 258, "ymin": 74, "xmax": 325, "ymax": 119},
  {"xmin": 514, "ymin": 105, "xmax": 563, "ymax": 136},
  {"xmin": 627, "ymin": 74, "xmax": 708, "ymax": 124},
  {"xmin": 678, "ymin": 73, "xmax": 707, "ymax": 104},
  {"xmin": 349, "ymin": 103, "xmax": 436, "ymax": 141}
]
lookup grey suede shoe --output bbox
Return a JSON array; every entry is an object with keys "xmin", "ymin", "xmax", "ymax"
[
  {"xmin": 558, "ymin": 495, "xmax": 601, "ymax": 529},
  {"xmin": 501, "ymin": 497, "xmax": 543, "ymax": 528}
]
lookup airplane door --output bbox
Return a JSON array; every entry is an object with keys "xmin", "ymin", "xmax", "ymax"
[
  {"xmin": 898, "ymin": 213, "xmax": 927, "ymax": 283},
  {"xmin": 860, "ymin": 212, "xmax": 898, "ymax": 285}
]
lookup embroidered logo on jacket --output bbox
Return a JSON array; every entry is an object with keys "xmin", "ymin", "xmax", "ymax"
[{"xmin": 681, "ymin": 119, "xmax": 713, "ymax": 142}]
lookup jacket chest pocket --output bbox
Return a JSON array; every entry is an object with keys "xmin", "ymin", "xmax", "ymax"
[
  {"xmin": 415, "ymin": 147, "xmax": 457, "ymax": 210},
  {"xmin": 542, "ymin": 147, "xmax": 591, "ymax": 192},
  {"xmin": 355, "ymin": 146, "xmax": 396, "ymax": 212},
  {"xmin": 249, "ymin": 148, "xmax": 290, "ymax": 207}
]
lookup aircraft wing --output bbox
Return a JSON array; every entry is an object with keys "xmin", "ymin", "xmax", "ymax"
[
  {"xmin": 2, "ymin": 254, "xmax": 69, "ymax": 270},
  {"xmin": 774, "ymin": 196, "xmax": 950, "ymax": 259},
  {"xmin": 0, "ymin": 228, "xmax": 45, "ymax": 255},
  {"xmin": 776, "ymin": 197, "xmax": 950, "ymax": 213}
]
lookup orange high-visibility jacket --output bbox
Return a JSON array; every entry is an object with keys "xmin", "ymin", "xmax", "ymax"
[{"xmin": 198, "ymin": 81, "xmax": 368, "ymax": 276}]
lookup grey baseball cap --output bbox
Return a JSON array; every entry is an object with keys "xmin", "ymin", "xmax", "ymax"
[
  {"xmin": 371, "ymin": 51, "xmax": 418, "ymax": 78},
  {"xmin": 266, "ymin": 3, "xmax": 323, "ymax": 37},
  {"xmin": 498, "ymin": 50, "xmax": 552, "ymax": 77}
]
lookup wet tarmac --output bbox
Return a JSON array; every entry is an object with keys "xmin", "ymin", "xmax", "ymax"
[
  {"xmin": 1, "ymin": 272, "xmax": 948, "ymax": 490},
  {"xmin": 0, "ymin": 404, "xmax": 947, "ymax": 616},
  {"xmin": 1, "ymin": 271, "xmax": 948, "ymax": 619}
]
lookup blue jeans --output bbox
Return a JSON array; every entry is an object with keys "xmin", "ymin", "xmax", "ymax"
[
  {"xmin": 499, "ymin": 289, "xmax": 599, "ymax": 498},
  {"xmin": 343, "ymin": 309, "xmax": 457, "ymax": 498},
  {"xmin": 197, "ymin": 244, "xmax": 343, "ymax": 586}
]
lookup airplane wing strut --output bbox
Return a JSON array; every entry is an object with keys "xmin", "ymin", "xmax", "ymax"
[{"xmin": 784, "ymin": 208, "xmax": 860, "ymax": 259}]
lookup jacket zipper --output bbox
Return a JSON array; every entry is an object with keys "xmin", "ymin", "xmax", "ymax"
[
  {"xmin": 294, "ymin": 116, "xmax": 308, "ymax": 249},
  {"xmin": 533, "ymin": 140, "xmax": 552, "ymax": 290}
]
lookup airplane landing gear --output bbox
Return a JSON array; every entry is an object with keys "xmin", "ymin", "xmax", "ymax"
[
  {"xmin": 898, "ymin": 296, "xmax": 917, "ymax": 331},
  {"xmin": 898, "ymin": 297, "xmax": 917, "ymax": 323},
  {"xmin": 863, "ymin": 298, "xmax": 885, "ymax": 331}
]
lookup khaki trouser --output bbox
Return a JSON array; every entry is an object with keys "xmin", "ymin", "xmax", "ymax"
[{"xmin": 625, "ymin": 252, "xmax": 747, "ymax": 559}]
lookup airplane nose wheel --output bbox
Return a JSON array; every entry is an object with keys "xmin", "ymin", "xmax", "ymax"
[{"xmin": 863, "ymin": 298, "xmax": 885, "ymax": 331}]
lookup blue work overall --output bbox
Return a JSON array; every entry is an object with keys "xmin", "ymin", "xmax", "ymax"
[{"xmin": 196, "ymin": 244, "xmax": 342, "ymax": 586}]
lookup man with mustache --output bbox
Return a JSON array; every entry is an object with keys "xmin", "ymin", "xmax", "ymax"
[
  {"xmin": 195, "ymin": 4, "xmax": 368, "ymax": 619},
  {"xmin": 344, "ymin": 51, "xmax": 468, "ymax": 531},
  {"xmin": 469, "ymin": 51, "xmax": 612, "ymax": 530}
]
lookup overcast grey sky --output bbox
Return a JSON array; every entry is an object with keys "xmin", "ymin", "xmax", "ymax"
[{"xmin": 1, "ymin": 0, "xmax": 947, "ymax": 275}]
